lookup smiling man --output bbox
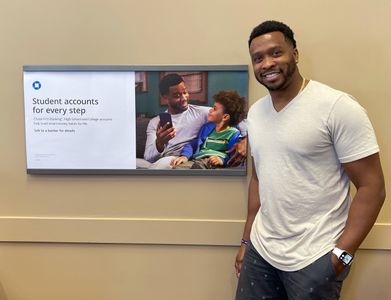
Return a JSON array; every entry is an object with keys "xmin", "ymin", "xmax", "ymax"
[
  {"xmin": 142, "ymin": 73, "xmax": 210, "ymax": 168},
  {"xmin": 235, "ymin": 20, "xmax": 385, "ymax": 300}
]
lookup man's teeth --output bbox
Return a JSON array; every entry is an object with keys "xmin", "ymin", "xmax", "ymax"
[{"xmin": 264, "ymin": 72, "xmax": 279, "ymax": 78}]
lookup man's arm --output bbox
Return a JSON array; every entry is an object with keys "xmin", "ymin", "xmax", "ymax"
[
  {"xmin": 223, "ymin": 131, "xmax": 241, "ymax": 166},
  {"xmin": 235, "ymin": 160, "xmax": 261, "ymax": 278},
  {"xmin": 332, "ymin": 153, "xmax": 386, "ymax": 274},
  {"xmin": 144, "ymin": 117, "xmax": 175, "ymax": 162},
  {"xmin": 227, "ymin": 137, "xmax": 247, "ymax": 167},
  {"xmin": 144, "ymin": 118, "xmax": 160, "ymax": 162}
]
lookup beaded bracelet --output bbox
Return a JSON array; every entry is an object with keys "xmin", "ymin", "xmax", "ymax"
[{"xmin": 241, "ymin": 239, "xmax": 249, "ymax": 246}]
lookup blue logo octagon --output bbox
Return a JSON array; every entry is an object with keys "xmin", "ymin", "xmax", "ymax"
[{"xmin": 32, "ymin": 81, "xmax": 41, "ymax": 90}]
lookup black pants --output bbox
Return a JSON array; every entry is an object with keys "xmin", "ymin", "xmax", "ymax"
[{"xmin": 236, "ymin": 243, "xmax": 350, "ymax": 300}]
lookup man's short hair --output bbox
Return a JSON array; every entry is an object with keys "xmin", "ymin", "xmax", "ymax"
[
  {"xmin": 159, "ymin": 73, "xmax": 184, "ymax": 96},
  {"xmin": 248, "ymin": 20, "xmax": 296, "ymax": 48},
  {"xmin": 213, "ymin": 90, "xmax": 246, "ymax": 126}
]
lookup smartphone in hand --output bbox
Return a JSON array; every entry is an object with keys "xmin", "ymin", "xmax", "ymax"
[{"xmin": 159, "ymin": 112, "xmax": 173, "ymax": 128}]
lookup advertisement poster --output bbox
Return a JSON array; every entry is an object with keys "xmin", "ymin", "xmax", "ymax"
[
  {"xmin": 23, "ymin": 66, "xmax": 248, "ymax": 175},
  {"xmin": 24, "ymin": 71, "xmax": 136, "ymax": 170}
]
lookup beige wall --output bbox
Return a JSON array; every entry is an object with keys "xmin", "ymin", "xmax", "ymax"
[{"xmin": 0, "ymin": 0, "xmax": 390, "ymax": 299}]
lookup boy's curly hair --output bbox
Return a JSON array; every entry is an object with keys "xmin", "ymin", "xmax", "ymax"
[{"xmin": 213, "ymin": 90, "xmax": 246, "ymax": 126}]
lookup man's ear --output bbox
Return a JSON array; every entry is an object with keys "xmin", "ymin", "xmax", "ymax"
[
  {"xmin": 223, "ymin": 113, "xmax": 231, "ymax": 123},
  {"xmin": 161, "ymin": 94, "xmax": 169, "ymax": 104},
  {"xmin": 294, "ymin": 48, "xmax": 299, "ymax": 64}
]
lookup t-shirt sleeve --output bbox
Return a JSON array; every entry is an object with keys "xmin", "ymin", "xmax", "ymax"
[
  {"xmin": 143, "ymin": 117, "xmax": 161, "ymax": 162},
  {"xmin": 328, "ymin": 94, "xmax": 379, "ymax": 163},
  {"xmin": 237, "ymin": 119, "xmax": 248, "ymax": 137}
]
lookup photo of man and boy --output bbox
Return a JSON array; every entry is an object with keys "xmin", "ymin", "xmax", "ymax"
[{"xmin": 135, "ymin": 70, "xmax": 248, "ymax": 171}]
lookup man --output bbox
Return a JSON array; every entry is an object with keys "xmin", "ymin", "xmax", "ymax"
[
  {"xmin": 235, "ymin": 20, "xmax": 385, "ymax": 300},
  {"xmin": 140, "ymin": 73, "xmax": 246, "ymax": 169}
]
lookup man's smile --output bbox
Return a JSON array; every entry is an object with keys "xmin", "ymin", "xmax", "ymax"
[{"xmin": 261, "ymin": 71, "xmax": 281, "ymax": 81}]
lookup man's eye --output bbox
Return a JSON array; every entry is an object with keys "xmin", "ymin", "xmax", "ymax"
[
  {"xmin": 272, "ymin": 50, "xmax": 281, "ymax": 57},
  {"xmin": 253, "ymin": 56, "xmax": 262, "ymax": 63}
]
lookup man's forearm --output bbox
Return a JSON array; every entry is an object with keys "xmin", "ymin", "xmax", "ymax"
[
  {"xmin": 336, "ymin": 185, "xmax": 385, "ymax": 254},
  {"xmin": 155, "ymin": 139, "xmax": 165, "ymax": 153},
  {"xmin": 144, "ymin": 135, "xmax": 161, "ymax": 162},
  {"xmin": 242, "ymin": 163, "xmax": 261, "ymax": 241},
  {"xmin": 338, "ymin": 154, "xmax": 386, "ymax": 254}
]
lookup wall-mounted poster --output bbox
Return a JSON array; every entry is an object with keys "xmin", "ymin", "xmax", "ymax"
[{"xmin": 23, "ymin": 65, "xmax": 248, "ymax": 175}]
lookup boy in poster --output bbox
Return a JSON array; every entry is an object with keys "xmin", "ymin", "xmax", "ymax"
[{"xmin": 170, "ymin": 90, "xmax": 246, "ymax": 169}]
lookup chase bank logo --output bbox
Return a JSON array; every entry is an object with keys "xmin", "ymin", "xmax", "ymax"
[{"xmin": 32, "ymin": 81, "xmax": 42, "ymax": 90}]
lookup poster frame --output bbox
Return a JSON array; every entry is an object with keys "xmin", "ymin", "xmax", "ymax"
[{"xmin": 23, "ymin": 65, "xmax": 248, "ymax": 176}]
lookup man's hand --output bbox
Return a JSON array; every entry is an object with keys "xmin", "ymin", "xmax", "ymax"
[
  {"xmin": 156, "ymin": 123, "xmax": 176, "ymax": 153},
  {"xmin": 331, "ymin": 253, "xmax": 345, "ymax": 277},
  {"xmin": 227, "ymin": 137, "xmax": 247, "ymax": 167},
  {"xmin": 235, "ymin": 244, "xmax": 248, "ymax": 278},
  {"xmin": 171, "ymin": 156, "xmax": 188, "ymax": 167},
  {"xmin": 208, "ymin": 156, "xmax": 223, "ymax": 167}
]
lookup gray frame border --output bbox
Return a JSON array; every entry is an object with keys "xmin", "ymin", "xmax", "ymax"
[
  {"xmin": 23, "ymin": 65, "xmax": 248, "ymax": 176},
  {"xmin": 23, "ymin": 65, "xmax": 248, "ymax": 72}
]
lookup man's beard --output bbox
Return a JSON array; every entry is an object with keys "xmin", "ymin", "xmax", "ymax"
[
  {"xmin": 171, "ymin": 102, "xmax": 188, "ymax": 114},
  {"xmin": 259, "ymin": 60, "xmax": 297, "ymax": 92}
]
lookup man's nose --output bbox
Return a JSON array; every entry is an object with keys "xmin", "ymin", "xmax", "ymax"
[{"xmin": 262, "ymin": 56, "xmax": 276, "ymax": 69}]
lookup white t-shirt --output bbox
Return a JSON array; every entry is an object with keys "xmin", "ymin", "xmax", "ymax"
[
  {"xmin": 144, "ymin": 104, "xmax": 209, "ymax": 162},
  {"xmin": 248, "ymin": 80, "xmax": 379, "ymax": 271}
]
